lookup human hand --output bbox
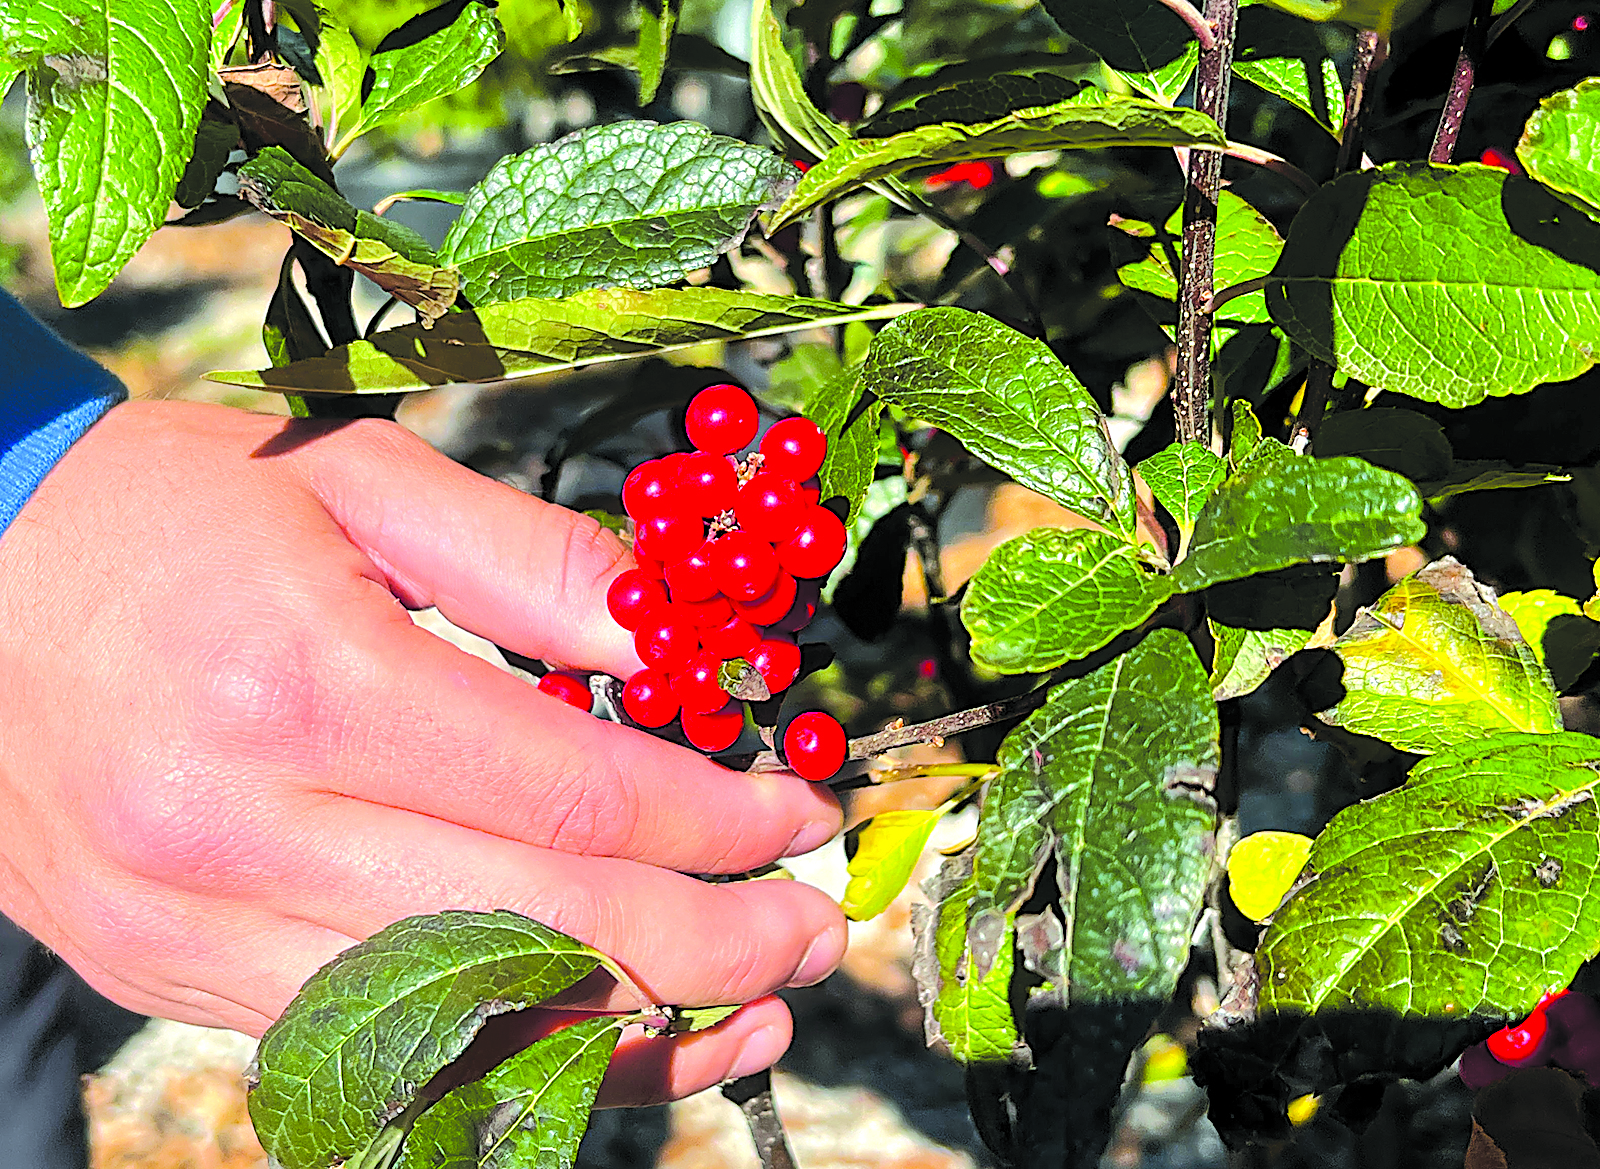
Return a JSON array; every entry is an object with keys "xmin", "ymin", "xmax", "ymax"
[{"xmin": 0, "ymin": 400, "xmax": 845, "ymax": 1104}]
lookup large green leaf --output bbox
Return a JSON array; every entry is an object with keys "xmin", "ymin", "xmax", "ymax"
[
  {"xmin": 1171, "ymin": 453, "xmax": 1425, "ymax": 593},
  {"xmin": 206, "ymin": 291, "xmax": 911, "ymax": 393},
  {"xmin": 4, "ymin": 0, "xmax": 211, "ymax": 305},
  {"xmin": 1519, "ymin": 78, "xmax": 1600, "ymax": 222},
  {"xmin": 1259, "ymin": 732, "xmax": 1600, "ymax": 1017},
  {"xmin": 1117, "ymin": 190, "xmax": 1285, "ymax": 326},
  {"xmin": 805, "ymin": 363, "xmax": 884, "ymax": 526},
  {"xmin": 1266, "ymin": 163, "xmax": 1600, "ymax": 407},
  {"xmin": 859, "ymin": 307, "xmax": 1138, "ymax": 539},
  {"xmin": 397, "ymin": 1015, "xmax": 620, "ymax": 1169},
  {"xmin": 1037, "ymin": 0, "xmax": 1192, "ymax": 74},
  {"xmin": 860, "ymin": 58, "xmax": 1084, "ymax": 138},
  {"xmin": 335, "ymin": 0, "xmax": 504, "ymax": 154},
  {"xmin": 237, "ymin": 147, "xmax": 459, "ymax": 323},
  {"xmin": 968, "ymin": 629, "xmax": 1218, "ymax": 1006},
  {"xmin": 961, "ymin": 527, "xmax": 1174, "ymax": 673},
  {"xmin": 770, "ymin": 94, "xmax": 1225, "ymax": 229},
  {"xmin": 249, "ymin": 911, "xmax": 606, "ymax": 1169},
  {"xmin": 1318, "ymin": 558, "xmax": 1561, "ymax": 755},
  {"xmin": 440, "ymin": 120, "xmax": 791, "ymax": 306},
  {"xmin": 916, "ymin": 852, "xmax": 1023, "ymax": 1063}
]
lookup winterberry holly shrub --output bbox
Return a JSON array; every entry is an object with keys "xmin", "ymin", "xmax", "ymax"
[{"xmin": 8, "ymin": 0, "xmax": 1600, "ymax": 1163}]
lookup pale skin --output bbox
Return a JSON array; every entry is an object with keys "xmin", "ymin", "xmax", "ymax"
[{"xmin": 0, "ymin": 399, "xmax": 847, "ymax": 1106}]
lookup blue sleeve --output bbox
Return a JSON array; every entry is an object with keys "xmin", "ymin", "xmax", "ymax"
[{"xmin": 0, "ymin": 289, "xmax": 127, "ymax": 536}]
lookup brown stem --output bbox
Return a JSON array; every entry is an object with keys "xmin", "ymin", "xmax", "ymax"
[
  {"xmin": 843, "ymin": 689, "xmax": 1046, "ymax": 761},
  {"xmin": 1335, "ymin": 30, "xmax": 1386, "ymax": 173},
  {"xmin": 1430, "ymin": 0, "xmax": 1495, "ymax": 164},
  {"xmin": 1170, "ymin": 0, "xmax": 1238, "ymax": 446},
  {"xmin": 723, "ymin": 1072, "xmax": 798, "ymax": 1169}
]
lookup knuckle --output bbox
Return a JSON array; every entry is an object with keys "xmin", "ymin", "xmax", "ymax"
[
  {"xmin": 555, "ymin": 511, "xmax": 630, "ymax": 601},
  {"xmin": 532, "ymin": 750, "xmax": 642, "ymax": 857},
  {"xmin": 89, "ymin": 764, "xmax": 265, "ymax": 892}
]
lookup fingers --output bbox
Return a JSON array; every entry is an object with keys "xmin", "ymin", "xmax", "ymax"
[
  {"xmin": 297, "ymin": 419, "xmax": 641, "ymax": 677},
  {"xmin": 318, "ymin": 616, "xmax": 839, "ymax": 874},
  {"xmin": 267, "ymin": 798, "xmax": 847, "ymax": 1011},
  {"xmin": 597, "ymin": 996, "xmax": 794, "ymax": 1107}
]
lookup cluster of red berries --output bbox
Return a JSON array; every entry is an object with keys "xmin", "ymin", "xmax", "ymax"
[{"xmin": 550, "ymin": 383, "xmax": 848, "ymax": 780}]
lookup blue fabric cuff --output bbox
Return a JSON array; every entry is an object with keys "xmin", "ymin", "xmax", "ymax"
[{"xmin": 0, "ymin": 290, "xmax": 127, "ymax": 536}]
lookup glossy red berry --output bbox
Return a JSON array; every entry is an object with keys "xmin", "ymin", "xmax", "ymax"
[
  {"xmin": 798, "ymin": 476, "xmax": 821, "ymax": 505},
  {"xmin": 635, "ymin": 614, "xmax": 699, "ymax": 673},
  {"xmin": 607, "ymin": 570, "xmax": 668, "ymax": 631},
  {"xmin": 686, "ymin": 384, "xmax": 758, "ymax": 455},
  {"xmin": 783, "ymin": 711, "xmax": 847, "ymax": 781},
  {"xmin": 675, "ymin": 592, "xmax": 734, "ymax": 628},
  {"xmin": 711, "ymin": 531, "xmax": 780, "ymax": 602},
  {"xmin": 701, "ymin": 615, "xmax": 761, "ymax": 660},
  {"xmin": 671, "ymin": 652, "xmax": 730, "ymax": 714},
  {"xmin": 777, "ymin": 505, "xmax": 847, "ymax": 579},
  {"xmin": 622, "ymin": 459, "xmax": 680, "ymax": 519},
  {"xmin": 760, "ymin": 417, "xmax": 827, "ymax": 481},
  {"xmin": 1487, "ymin": 1009, "xmax": 1550, "ymax": 1066},
  {"xmin": 635, "ymin": 555, "xmax": 666, "ymax": 579},
  {"xmin": 734, "ymin": 473, "xmax": 805, "ymax": 541},
  {"xmin": 678, "ymin": 452, "xmax": 739, "ymax": 517},
  {"xmin": 664, "ymin": 542, "xmax": 719, "ymax": 603},
  {"xmin": 622, "ymin": 668, "xmax": 679, "ymax": 727},
  {"xmin": 749, "ymin": 634, "xmax": 801, "ymax": 693},
  {"xmin": 681, "ymin": 699, "xmax": 745, "ymax": 752},
  {"xmin": 636, "ymin": 512, "xmax": 704, "ymax": 565},
  {"xmin": 537, "ymin": 671, "xmax": 593, "ymax": 712},
  {"xmin": 732, "ymin": 570, "xmax": 797, "ymax": 626}
]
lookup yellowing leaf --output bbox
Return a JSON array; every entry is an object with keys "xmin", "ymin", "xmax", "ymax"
[
  {"xmin": 1227, "ymin": 830, "xmax": 1313, "ymax": 921},
  {"xmin": 842, "ymin": 808, "xmax": 947, "ymax": 921},
  {"xmin": 1500, "ymin": 590, "xmax": 1584, "ymax": 669}
]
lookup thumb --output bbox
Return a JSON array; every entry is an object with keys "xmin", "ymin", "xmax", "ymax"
[{"xmin": 300, "ymin": 418, "xmax": 643, "ymax": 677}]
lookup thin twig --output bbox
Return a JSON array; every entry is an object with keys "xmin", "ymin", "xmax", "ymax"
[
  {"xmin": 1155, "ymin": 0, "xmax": 1217, "ymax": 50},
  {"xmin": 844, "ymin": 690, "xmax": 1046, "ymax": 761},
  {"xmin": 1170, "ymin": 0, "xmax": 1239, "ymax": 445},
  {"xmin": 1336, "ymin": 30, "xmax": 1387, "ymax": 173},
  {"xmin": 1202, "ymin": 275, "xmax": 1270, "ymax": 315},
  {"xmin": 1430, "ymin": 0, "xmax": 1495, "ymax": 164},
  {"xmin": 1486, "ymin": 0, "xmax": 1535, "ymax": 49},
  {"xmin": 1218, "ymin": 143, "xmax": 1318, "ymax": 195},
  {"xmin": 723, "ymin": 1072, "xmax": 798, "ymax": 1169}
]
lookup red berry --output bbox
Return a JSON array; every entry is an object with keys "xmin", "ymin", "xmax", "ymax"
[
  {"xmin": 760, "ymin": 417, "xmax": 827, "ymax": 481},
  {"xmin": 678, "ymin": 452, "xmax": 739, "ymax": 517},
  {"xmin": 682, "ymin": 698, "xmax": 745, "ymax": 752},
  {"xmin": 671, "ymin": 652, "xmax": 730, "ymax": 714},
  {"xmin": 783, "ymin": 711, "xmax": 847, "ymax": 781},
  {"xmin": 777, "ymin": 505, "xmax": 847, "ymax": 579},
  {"xmin": 622, "ymin": 668, "xmax": 679, "ymax": 727},
  {"xmin": 771, "ymin": 579, "xmax": 821, "ymax": 634},
  {"xmin": 675, "ymin": 593, "xmax": 734, "ymax": 628},
  {"xmin": 749, "ymin": 634, "xmax": 801, "ymax": 693},
  {"xmin": 635, "ymin": 615, "xmax": 699, "ymax": 672},
  {"xmin": 1487, "ymin": 1010, "xmax": 1549, "ymax": 1066},
  {"xmin": 622, "ymin": 459, "xmax": 680, "ymax": 519},
  {"xmin": 664, "ymin": 542, "xmax": 719, "ymax": 603},
  {"xmin": 635, "ymin": 555, "xmax": 666, "ymax": 579},
  {"xmin": 734, "ymin": 473, "xmax": 805, "ymax": 541},
  {"xmin": 711, "ymin": 531, "xmax": 780, "ymax": 601},
  {"xmin": 636, "ymin": 512, "xmax": 704, "ymax": 564},
  {"xmin": 732, "ymin": 570, "xmax": 797, "ymax": 626},
  {"xmin": 607, "ymin": 570, "xmax": 669, "ymax": 631},
  {"xmin": 798, "ymin": 476, "xmax": 821, "ymax": 505},
  {"xmin": 537, "ymin": 671, "xmax": 594, "ymax": 712},
  {"xmin": 702, "ymin": 615, "xmax": 761, "ymax": 660},
  {"xmin": 686, "ymin": 384, "xmax": 758, "ymax": 455}
]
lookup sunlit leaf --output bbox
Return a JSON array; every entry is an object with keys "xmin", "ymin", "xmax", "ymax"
[
  {"xmin": 843, "ymin": 808, "xmax": 948, "ymax": 921},
  {"xmin": 1228, "ymin": 830, "xmax": 1313, "ymax": 921}
]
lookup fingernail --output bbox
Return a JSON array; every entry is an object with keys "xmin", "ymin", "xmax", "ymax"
[
  {"xmin": 790, "ymin": 929, "xmax": 845, "ymax": 987},
  {"xmin": 729, "ymin": 1024, "xmax": 788, "ymax": 1081},
  {"xmin": 784, "ymin": 816, "xmax": 838, "ymax": 857}
]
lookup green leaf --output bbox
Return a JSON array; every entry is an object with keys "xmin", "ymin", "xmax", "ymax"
[
  {"xmin": 1258, "ymin": 731, "xmax": 1600, "ymax": 1017},
  {"xmin": 1117, "ymin": 190, "xmax": 1284, "ymax": 326},
  {"xmin": 1500, "ymin": 590, "xmax": 1584, "ymax": 670},
  {"xmin": 1209, "ymin": 621, "xmax": 1312, "ymax": 700},
  {"xmin": 1037, "ymin": 0, "xmax": 1193, "ymax": 74},
  {"xmin": 636, "ymin": 0, "xmax": 677, "ymax": 104},
  {"xmin": 1171, "ymin": 453, "xmax": 1425, "ymax": 593},
  {"xmin": 1313, "ymin": 407, "xmax": 1454, "ymax": 483},
  {"xmin": 843, "ymin": 808, "xmax": 948, "ymax": 921},
  {"xmin": 5, "ymin": 0, "xmax": 211, "ymax": 305},
  {"xmin": 397, "ymin": 1015, "xmax": 620, "ymax": 1169},
  {"xmin": 805, "ymin": 365, "xmax": 885, "ymax": 526},
  {"xmin": 859, "ymin": 307, "xmax": 1138, "ymax": 539},
  {"xmin": 237, "ymin": 147, "xmax": 459, "ymax": 324},
  {"xmin": 249, "ymin": 910, "xmax": 605, "ymax": 1169},
  {"xmin": 1419, "ymin": 460, "xmax": 1572, "ymax": 501},
  {"xmin": 337, "ymin": 0, "xmax": 504, "ymax": 154},
  {"xmin": 770, "ymin": 94, "xmax": 1225, "ymax": 229},
  {"xmin": 1318, "ymin": 558, "xmax": 1561, "ymax": 754},
  {"xmin": 1265, "ymin": 162, "xmax": 1600, "ymax": 408},
  {"xmin": 961, "ymin": 527, "xmax": 1174, "ymax": 673},
  {"xmin": 1519, "ymin": 78, "xmax": 1600, "ymax": 221},
  {"xmin": 1137, "ymin": 441, "xmax": 1226, "ymax": 541},
  {"xmin": 174, "ymin": 116, "xmax": 238, "ymax": 209},
  {"xmin": 1500, "ymin": 590, "xmax": 1600, "ymax": 691},
  {"xmin": 860, "ymin": 58, "xmax": 1084, "ymax": 138},
  {"xmin": 1233, "ymin": 55, "xmax": 1344, "ymax": 135},
  {"xmin": 970, "ymin": 628, "xmax": 1218, "ymax": 1004},
  {"xmin": 1227, "ymin": 830, "xmax": 1313, "ymax": 921},
  {"xmin": 264, "ymin": 251, "xmax": 328, "ymax": 367},
  {"xmin": 311, "ymin": 13, "xmax": 364, "ymax": 148},
  {"xmin": 749, "ymin": 0, "xmax": 840, "ymax": 161},
  {"xmin": 917, "ymin": 852, "xmax": 1023, "ymax": 1063},
  {"xmin": 438, "ymin": 120, "xmax": 793, "ymax": 305},
  {"xmin": 1112, "ymin": 40, "xmax": 1200, "ymax": 106},
  {"xmin": 206, "ymin": 290, "xmax": 912, "ymax": 393},
  {"xmin": 209, "ymin": 0, "xmax": 243, "ymax": 72},
  {"xmin": 1251, "ymin": 0, "xmax": 1429, "ymax": 32}
]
